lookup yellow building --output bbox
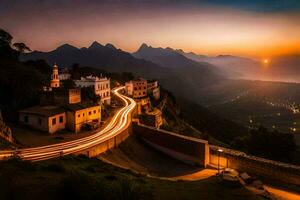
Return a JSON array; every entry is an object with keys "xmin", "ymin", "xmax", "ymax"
[
  {"xmin": 50, "ymin": 64, "xmax": 60, "ymax": 88},
  {"xmin": 19, "ymin": 106, "xmax": 66, "ymax": 134},
  {"xmin": 65, "ymin": 103, "xmax": 101, "ymax": 133}
]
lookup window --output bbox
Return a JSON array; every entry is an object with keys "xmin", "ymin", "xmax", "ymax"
[
  {"xmin": 144, "ymin": 87, "xmax": 146, "ymax": 89},
  {"xmin": 38, "ymin": 118, "xmax": 42, "ymax": 125},
  {"xmin": 106, "ymin": 91, "xmax": 109, "ymax": 96},
  {"xmin": 106, "ymin": 83, "xmax": 109, "ymax": 88},
  {"xmin": 93, "ymin": 110, "xmax": 96, "ymax": 114},
  {"xmin": 24, "ymin": 116, "xmax": 28, "ymax": 123},
  {"xmin": 89, "ymin": 111, "xmax": 91, "ymax": 115},
  {"xmin": 78, "ymin": 114, "xmax": 80, "ymax": 118},
  {"xmin": 143, "ymin": 92, "xmax": 145, "ymax": 95},
  {"xmin": 83, "ymin": 113, "xmax": 85, "ymax": 117},
  {"xmin": 52, "ymin": 118, "xmax": 56, "ymax": 125},
  {"xmin": 98, "ymin": 109, "xmax": 100, "ymax": 113},
  {"xmin": 59, "ymin": 116, "xmax": 63, "ymax": 123},
  {"xmin": 134, "ymin": 87, "xmax": 137, "ymax": 90}
]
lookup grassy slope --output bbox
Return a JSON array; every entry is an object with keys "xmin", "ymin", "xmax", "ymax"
[{"xmin": 0, "ymin": 155, "xmax": 262, "ymax": 200}]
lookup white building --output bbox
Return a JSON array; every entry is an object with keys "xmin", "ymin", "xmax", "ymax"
[
  {"xmin": 58, "ymin": 68, "xmax": 71, "ymax": 81},
  {"xmin": 75, "ymin": 75, "xmax": 111, "ymax": 105}
]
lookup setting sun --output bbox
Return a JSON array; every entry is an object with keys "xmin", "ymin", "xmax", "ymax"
[{"xmin": 263, "ymin": 59, "xmax": 269, "ymax": 64}]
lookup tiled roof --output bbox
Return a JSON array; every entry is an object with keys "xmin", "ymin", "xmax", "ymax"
[
  {"xmin": 65, "ymin": 102, "xmax": 100, "ymax": 111},
  {"xmin": 19, "ymin": 106, "xmax": 65, "ymax": 117}
]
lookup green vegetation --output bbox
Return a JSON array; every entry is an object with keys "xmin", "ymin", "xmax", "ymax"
[{"xmin": 0, "ymin": 155, "xmax": 262, "ymax": 200}]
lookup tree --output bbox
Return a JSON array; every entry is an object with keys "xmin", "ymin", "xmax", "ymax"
[
  {"xmin": 13, "ymin": 42, "xmax": 31, "ymax": 53},
  {"xmin": 0, "ymin": 28, "xmax": 18, "ymax": 59},
  {"xmin": 0, "ymin": 29, "xmax": 13, "ymax": 46}
]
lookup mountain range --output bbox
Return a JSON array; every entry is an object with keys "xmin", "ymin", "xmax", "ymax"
[
  {"xmin": 21, "ymin": 42, "xmax": 224, "ymax": 102},
  {"xmin": 21, "ymin": 42, "xmax": 171, "ymax": 80}
]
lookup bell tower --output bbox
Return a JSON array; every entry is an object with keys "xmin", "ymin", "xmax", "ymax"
[{"xmin": 50, "ymin": 63, "xmax": 60, "ymax": 88}]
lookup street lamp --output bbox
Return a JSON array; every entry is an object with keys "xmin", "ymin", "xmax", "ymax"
[{"xmin": 217, "ymin": 148, "xmax": 223, "ymax": 175}]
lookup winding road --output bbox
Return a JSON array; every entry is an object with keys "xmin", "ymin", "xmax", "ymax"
[{"xmin": 0, "ymin": 87, "xmax": 136, "ymax": 161}]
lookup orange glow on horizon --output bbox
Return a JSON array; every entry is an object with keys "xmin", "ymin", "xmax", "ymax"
[{"xmin": 2, "ymin": 4, "xmax": 300, "ymax": 58}]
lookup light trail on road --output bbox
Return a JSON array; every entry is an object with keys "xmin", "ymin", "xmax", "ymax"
[{"xmin": 0, "ymin": 87, "xmax": 136, "ymax": 161}]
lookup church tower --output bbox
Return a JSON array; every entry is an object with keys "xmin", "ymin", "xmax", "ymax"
[{"xmin": 50, "ymin": 63, "xmax": 60, "ymax": 88}]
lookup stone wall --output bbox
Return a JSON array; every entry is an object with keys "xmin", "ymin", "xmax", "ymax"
[
  {"xmin": 209, "ymin": 145, "xmax": 300, "ymax": 185},
  {"xmin": 79, "ymin": 112, "xmax": 133, "ymax": 157},
  {"xmin": 133, "ymin": 122, "xmax": 210, "ymax": 167}
]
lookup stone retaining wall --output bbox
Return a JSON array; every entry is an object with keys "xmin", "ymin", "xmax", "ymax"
[
  {"xmin": 209, "ymin": 145, "xmax": 300, "ymax": 185},
  {"xmin": 133, "ymin": 122, "xmax": 209, "ymax": 167}
]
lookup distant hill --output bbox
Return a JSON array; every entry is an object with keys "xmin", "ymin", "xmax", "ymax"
[
  {"xmin": 133, "ymin": 43, "xmax": 212, "ymax": 70},
  {"xmin": 132, "ymin": 43, "xmax": 221, "ymax": 74},
  {"xmin": 177, "ymin": 49, "xmax": 300, "ymax": 82},
  {"xmin": 176, "ymin": 49, "xmax": 260, "ymax": 79}
]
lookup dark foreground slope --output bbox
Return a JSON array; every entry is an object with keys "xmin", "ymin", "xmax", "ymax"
[{"xmin": 0, "ymin": 155, "xmax": 262, "ymax": 200}]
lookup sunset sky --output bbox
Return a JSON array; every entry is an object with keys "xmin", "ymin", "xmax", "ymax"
[{"xmin": 1, "ymin": 0, "xmax": 300, "ymax": 58}]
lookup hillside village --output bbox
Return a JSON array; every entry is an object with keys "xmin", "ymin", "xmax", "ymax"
[{"xmin": 4, "ymin": 63, "xmax": 163, "ymax": 145}]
